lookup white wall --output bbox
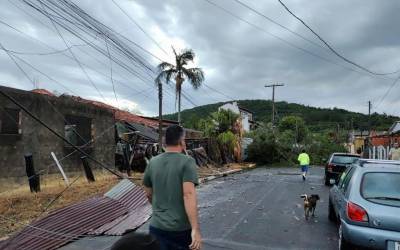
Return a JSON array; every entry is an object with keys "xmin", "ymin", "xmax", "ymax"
[
  {"xmin": 219, "ymin": 102, "xmax": 240, "ymax": 114},
  {"xmin": 219, "ymin": 102, "xmax": 251, "ymax": 132}
]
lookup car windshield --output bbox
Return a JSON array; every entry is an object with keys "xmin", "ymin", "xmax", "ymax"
[
  {"xmin": 331, "ymin": 155, "xmax": 359, "ymax": 164},
  {"xmin": 362, "ymin": 172, "xmax": 400, "ymax": 207}
]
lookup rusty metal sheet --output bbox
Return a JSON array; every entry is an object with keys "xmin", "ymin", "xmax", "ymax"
[
  {"xmin": 89, "ymin": 203, "xmax": 152, "ymax": 236},
  {"xmin": 91, "ymin": 179, "xmax": 152, "ymax": 236},
  {"xmin": 1, "ymin": 180, "xmax": 152, "ymax": 250},
  {"xmin": 1, "ymin": 197, "xmax": 128, "ymax": 250},
  {"xmin": 104, "ymin": 179, "xmax": 149, "ymax": 209}
]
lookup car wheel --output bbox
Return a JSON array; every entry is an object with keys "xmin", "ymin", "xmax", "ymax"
[
  {"xmin": 328, "ymin": 199, "xmax": 336, "ymax": 222},
  {"xmin": 325, "ymin": 173, "xmax": 331, "ymax": 186},
  {"xmin": 338, "ymin": 222, "xmax": 352, "ymax": 250}
]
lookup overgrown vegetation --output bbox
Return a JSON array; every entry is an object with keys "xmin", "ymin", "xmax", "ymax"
[
  {"xmin": 164, "ymin": 99, "xmax": 398, "ymax": 132},
  {"xmin": 196, "ymin": 109, "xmax": 240, "ymax": 163},
  {"xmin": 247, "ymin": 116, "xmax": 347, "ymax": 166}
]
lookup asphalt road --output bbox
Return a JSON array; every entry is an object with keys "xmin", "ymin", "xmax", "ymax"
[
  {"xmin": 197, "ymin": 166, "xmax": 338, "ymax": 250},
  {"xmin": 61, "ymin": 166, "xmax": 338, "ymax": 250}
]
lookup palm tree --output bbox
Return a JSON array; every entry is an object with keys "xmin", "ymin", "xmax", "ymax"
[{"xmin": 155, "ymin": 48, "xmax": 204, "ymax": 124}]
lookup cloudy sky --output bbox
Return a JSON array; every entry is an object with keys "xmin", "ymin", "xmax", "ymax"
[{"xmin": 0, "ymin": 0, "xmax": 399, "ymax": 117}]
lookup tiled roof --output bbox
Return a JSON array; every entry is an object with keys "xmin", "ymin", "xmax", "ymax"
[{"xmin": 31, "ymin": 89, "xmax": 177, "ymax": 128}]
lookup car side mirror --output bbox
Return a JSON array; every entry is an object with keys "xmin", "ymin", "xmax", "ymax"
[{"xmin": 329, "ymin": 179, "xmax": 336, "ymax": 185}]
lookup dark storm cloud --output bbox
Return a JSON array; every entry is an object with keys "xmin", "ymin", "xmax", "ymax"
[{"xmin": 0, "ymin": 0, "xmax": 399, "ymax": 116}]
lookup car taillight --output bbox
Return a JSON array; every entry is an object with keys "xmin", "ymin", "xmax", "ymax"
[
  {"xmin": 347, "ymin": 202, "xmax": 368, "ymax": 222},
  {"xmin": 327, "ymin": 164, "xmax": 333, "ymax": 172}
]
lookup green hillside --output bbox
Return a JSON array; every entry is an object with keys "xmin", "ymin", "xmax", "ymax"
[{"xmin": 164, "ymin": 99, "xmax": 398, "ymax": 132}]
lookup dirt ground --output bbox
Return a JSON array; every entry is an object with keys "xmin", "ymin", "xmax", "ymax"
[{"xmin": 0, "ymin": 163, "xmax": 255, "ymax": 240}]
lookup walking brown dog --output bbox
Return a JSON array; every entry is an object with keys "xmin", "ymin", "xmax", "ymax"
[{"xmin": 300, "ymin": 194, "xmax": 320, "ymax": 220}]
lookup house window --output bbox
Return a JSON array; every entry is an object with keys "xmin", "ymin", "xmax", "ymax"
[
  {"xmin": 0, "ymin": 108, "xmax": 21, "ymax": 134},
  {"xmin": 64, "ymin": 115, "xmax": 92, "ymax": 147}
]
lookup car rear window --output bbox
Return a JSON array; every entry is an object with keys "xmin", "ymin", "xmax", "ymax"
[
  {"xmin": 361, "ymin": 172, "xmax": 400, "ymax": 207},
  {"xmin": 331, "ymin": 155, "xmax": 359, "ymax": 164}
]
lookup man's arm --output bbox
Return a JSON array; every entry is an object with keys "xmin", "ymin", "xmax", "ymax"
[
  {"xmin": 142, "ymin": 163, "xmax": 152, "ymax": 203},
  {"xmin": 144, "ymin": 186, "xmax": 152, "ymax": 203},
  {"xmin": 183, "ymin": 182, "xmax": 201, "ymax": 250}
]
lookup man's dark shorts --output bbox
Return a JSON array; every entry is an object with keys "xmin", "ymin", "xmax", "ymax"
[
  {"xmin": 301, "ymin": 165, "xmax": 309, "ymax": 172},
  {"xmin": 150, "ymin": 226, "xmax": 191, "ymax": 250}
]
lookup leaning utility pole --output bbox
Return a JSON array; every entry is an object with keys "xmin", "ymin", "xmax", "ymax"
[
  {"xmin": 264, "ymin": 83, "xmax": 284, "ymax": 125},
  {"xmin": 158, "ymin": 82, "xmax": 163, "ymax": 152}
]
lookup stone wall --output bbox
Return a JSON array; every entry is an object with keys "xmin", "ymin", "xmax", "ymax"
[{"xmin": 0, "ymin": 86, "xmax": 115, "ymax": 179}]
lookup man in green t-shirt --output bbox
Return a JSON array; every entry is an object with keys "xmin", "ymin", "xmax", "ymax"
[
  {"xmin": 143, "ymin": 125, "xmax": 201, "ymax": 250},
  {"xmin": 298, "ymin": 149, "xmax": 310, "ymax": 181}
]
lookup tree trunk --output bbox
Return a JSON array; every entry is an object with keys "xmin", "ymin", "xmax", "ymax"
[
  {"xmin": 178, "ymin": 89, "xmax": 181, "ymax": 125},
  {"xmin": 158, "ymin": 82, "xmax": 163, "ymax": 153},
  {"xmin": 176, "ymin": 76, "xmax": 183, "ymax": 125}
]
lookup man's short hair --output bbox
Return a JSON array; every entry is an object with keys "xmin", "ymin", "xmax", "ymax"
[
  {"xmin": 165, "ymin": 125, "xmax": 184, "ymax": 146},
  {"xmin": 302, "ymin": 149, "xmax": 306, "ymax": 153}
]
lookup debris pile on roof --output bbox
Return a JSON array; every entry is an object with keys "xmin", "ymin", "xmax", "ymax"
[{"xmin": 0, "ymin": 180, "xmax": 151, "ymax": 250}]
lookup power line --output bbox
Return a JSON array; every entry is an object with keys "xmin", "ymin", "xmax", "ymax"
[
  {"xmin": 18, "ymin": 0, "xmax": 179, "ymax": 101},
  {"xmin": 104, "ymin": 36, "xmax": 119, "ymax": 108},
  {"xmin": 10, "ymin": 1, "xmax": 193, "ymax": 118},
  {"xmin": 200, "ymin": 0, "xmax": 376, "ymax": 78},
  {"xmin": 0, "ymin": 44, "xmax": 87, "ymax": 56},
  {"xmin": 0, "ymin": 18, "xmax": 177, "ymax": 116},
  {"xmin": 111, "ymin": 0, "xmax": 168, "ymax": 55},
  {"xmin": 0, "ymin": 43, "xmax": 90, "ymax": 144},
  {"xmin": 0, "ymin": 18, "xmax": 168, "ymax": 107},
  {"xmin": 39, "ymin": 1, "xmax": 107, "ymax": 102},
  {"xmin": 203, "ymin": 83, "xmax": 236, "ymax": 101},
  {"xmin": 276, "ymin": 0, "xmax": 400, "ymax": 76},
  {"xmin": 232, "ymin": 0, "xmax": 328, "ymax": 52},
  {"xmin": 201, "ymin": 0, "xmax": 397, "ymax": 81},
  {"xmin": 374, "ymin": 74, "xmax": 400, "ymax": 110}
]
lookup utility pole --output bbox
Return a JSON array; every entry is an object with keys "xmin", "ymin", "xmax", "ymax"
[
  {"xmin": 158, "ymin": 82, "xmax": 163, "ymax": 152},
  {"xmin": 368, "ymin": 101, "xmax": 372, "ymax": 135},
  {"xmin": 264, "ymin": 83, "xmax": 284, "ymax": 125}
]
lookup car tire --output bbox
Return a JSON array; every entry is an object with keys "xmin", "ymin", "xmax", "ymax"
[
  {"xmin": 328, "ymin": 199, "xmax": 336, "ymax": 222},
  {"xmin": 324, "ymin": 173, "xmax": 330, "ymax": 186},
  {"xmin": 338, "ymin": 222, "xmax": 352, "ymax": 250}
]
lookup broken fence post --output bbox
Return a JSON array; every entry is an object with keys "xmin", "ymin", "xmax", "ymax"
[
  {"xmin": 80, "ymin": 156, "xmax": 95, "ymax": 182},
  {"xmin": 24, "ymin": 153, "xmax": 40, "ymax": 192},
  {"xmin": 51, "ymin": 152, "xmax": 70, "ymax": 186}
]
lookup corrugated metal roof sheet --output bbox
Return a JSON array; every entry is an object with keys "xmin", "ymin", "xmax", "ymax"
[
  {"xmin": 1, "ymin": 197, "xmax": 128, "ymax": 250},
  {"xmin": 104, "ymin": 179, "xmax": 134, "ymax": 199},
  {"xmin": 124, "ymin": 122, "xmax": 159, "ymax": 142},
  {"xmin": 93, "ymin": 179, "xmax": 152, "ymax": 236},
  {"xmin": 88, "ymin": 203, "xmax": 151, "ymax": 236},
  {"xmin": 1, "ymin": 180, "xmax": 152, "ymax": 249}
]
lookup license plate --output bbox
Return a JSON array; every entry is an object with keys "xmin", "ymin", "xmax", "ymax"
[{"xmin": 395, "ymin": 241, "xmax": 400, "ymax": 250}]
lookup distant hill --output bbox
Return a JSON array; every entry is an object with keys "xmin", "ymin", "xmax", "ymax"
[{"xmin": 164, "ymin": 99, "xmax": 398, "ymax": 132}]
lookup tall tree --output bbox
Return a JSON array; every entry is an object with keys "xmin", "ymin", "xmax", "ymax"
[{"xmin": 155, "ymin": 48, "xmax": 204, "ymax": 124}]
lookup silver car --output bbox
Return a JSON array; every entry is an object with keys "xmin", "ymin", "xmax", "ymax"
[{"xmin": 329, "ymin": 159, "xmax": 400, "ymax": 250}]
